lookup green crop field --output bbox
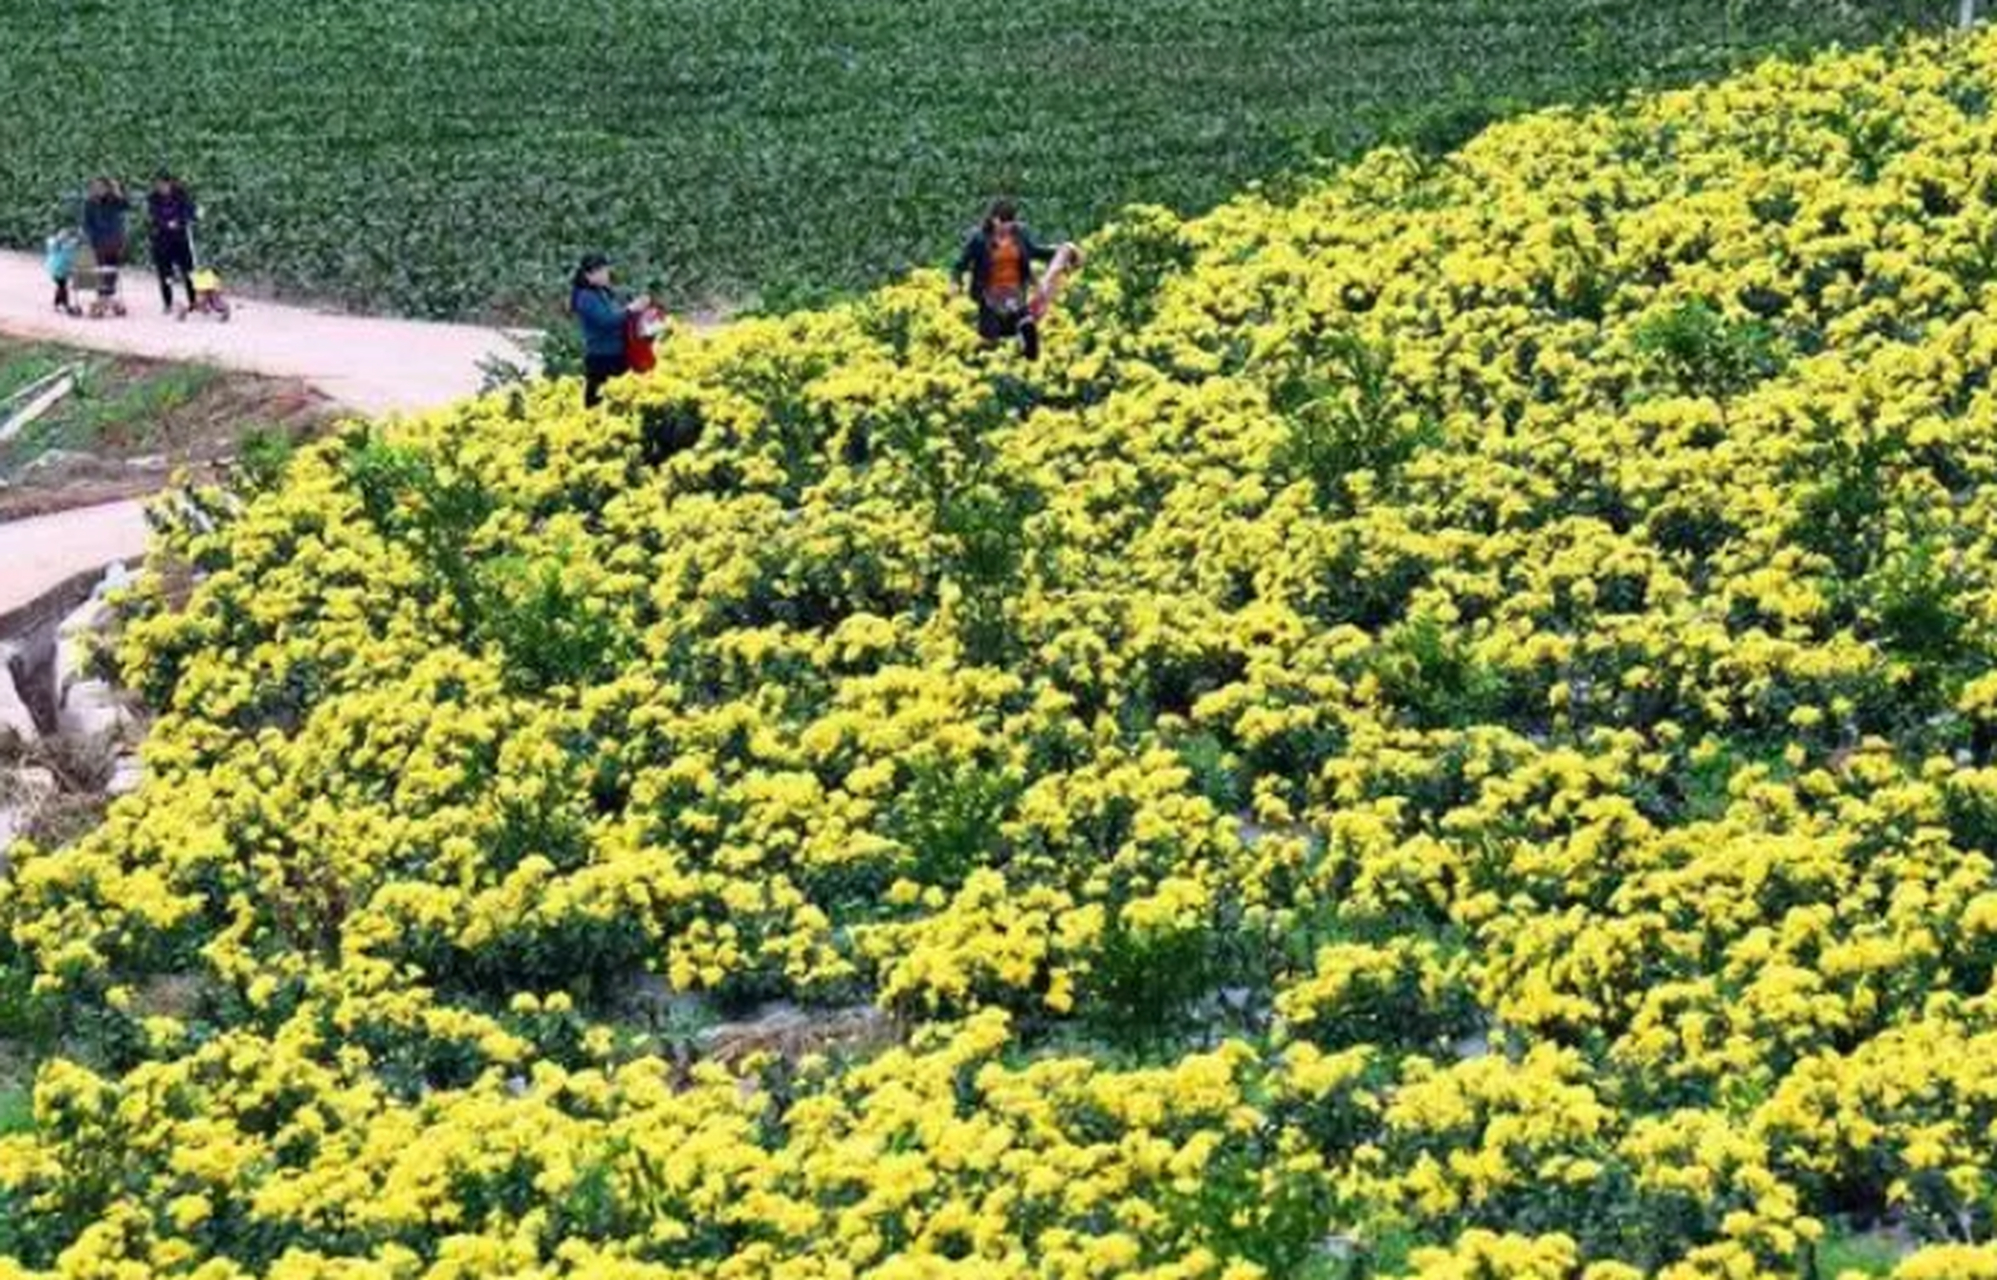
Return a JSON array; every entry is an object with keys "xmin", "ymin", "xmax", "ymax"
[{"xmin": 0, "ymin": 0, "xmax": 1948, "ymax": 321}]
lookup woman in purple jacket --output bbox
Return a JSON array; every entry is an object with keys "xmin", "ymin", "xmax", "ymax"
[{"xmin": 147, "ymin": 170, "xmax": 198, "ymax": 315}]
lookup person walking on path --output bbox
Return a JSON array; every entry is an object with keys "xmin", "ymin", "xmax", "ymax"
[
  {"xmin": 81, "ymin": 177, "xmax": 132, "ymax": 317},
  {"xmin": 952, "ymin": 199, "xmax": 1073, "ymax": 361},
  {"xmin": 45, "ymin": 227, "xmax": 82, "ymax": 316},
  {"xmin": 148, "ymin": 170, "xmax": 199, "ymax": 315},
  {"xmin": 570, "ymin": 253, "xmax": 652, "ymax": 408}
]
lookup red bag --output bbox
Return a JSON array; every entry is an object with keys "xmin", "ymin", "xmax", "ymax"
[{"xmin": 625, "ymin": 309, "xmax": 658, "ymax": 373}]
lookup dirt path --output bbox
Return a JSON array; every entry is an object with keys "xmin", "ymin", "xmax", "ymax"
[
  {"xmin": 0, "ymin": 249, "xmax": 536, "ymax": 617},
  {"xmin": 0, "ymin": 251, "xmax": 530, "ymax": 418},
  {"xmin": 0, "ymin": 500, "xmax": 150, "ymax": 621}
]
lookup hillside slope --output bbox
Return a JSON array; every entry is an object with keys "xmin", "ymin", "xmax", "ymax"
[{"xmin": 7, "ymin": 27, "xmax": 1997, "ymax": 1280}]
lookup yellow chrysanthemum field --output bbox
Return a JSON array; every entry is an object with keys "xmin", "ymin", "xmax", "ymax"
[{"xmin": 10, "ymin": 27, "xmax": 1997, "ymax": 1280}]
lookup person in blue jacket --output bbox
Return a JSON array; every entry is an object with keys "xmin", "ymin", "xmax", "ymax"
[
  {"xmin": 570, "ymin": 253, "xmax": 650, "ymax": 408},
  {"xmin": 45, "ymin": 227, "xmax": 82, "ymax": 316}
]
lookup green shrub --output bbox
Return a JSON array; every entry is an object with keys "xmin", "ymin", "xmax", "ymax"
[
  {"xmin": 234, "ymin": 425, "xmax": 296, "ymax": 495},
  {"xmin": 638, "ymin": 396, "xmax": 706, "ymax": 467},
  {"xmin": 1271, "ymin": 332, "xmax": 1438, "ymax": 512},
  {"xmin": 1794, "ymin": 429, "xmax": 1899, "ymax": 579},
  {"xmin": 1177, "ymin": 730, "xmax": 1247, "ymax": 812},
  {"xmin": 1861, "ymin": 534, "xmax": 1966, "ymax": 666},
  {"xmin": 343, "ymin": 431, "xmax": 497, "ymax": 625},
  {"xmin": 1165, "ymin": 1136, "xmax": 1344, "ymax": 1279},
  {"xmin": 1372, "ymin": 613, "xmax": 1509, "ymax": 730},
  {"xmin": 1069, "ymin": 205, "xmax": 1195, "ymax": 332},
  {"xmin": 476, "ymin": 555, "xmax": 626, "ymax": 693},
  {"xmin": 1631, "ymin": 298, "xmax": 1786, "ymax": 400},
  {"xmin": 1086, "ymin": 909, "xmax": 1216, "ymax": 1049},
  {"xmin": 885, "ymin": 757, "xmax": 1017, "ymax": 892},
  {"xmin": 936, "ymin": 474, "xmax": 1039, "ymax": 666}
]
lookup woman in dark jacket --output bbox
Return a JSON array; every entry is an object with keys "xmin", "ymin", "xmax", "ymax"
[
  {"xmin": 81, "ymin": 177, "xmax": 132, "ymax": 316},
  {"xmin": 571, "ymin": 253, "xmax": 650, "ymax": 408},
  {"xmin": 147, "ymin": 171, "xmax": 199, "ymax": 315},
  {"xmin": 952, "ymin": 199, "xmax": 1059, "ymax": 360}
]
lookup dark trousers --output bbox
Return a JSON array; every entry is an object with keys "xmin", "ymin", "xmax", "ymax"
[
  {"xmin": 976, "ymin": 297, "xmax": 1040, "ymax": 361},
  {"xmin": 153, "ymin": 234, "xmax": 195, "ymax": 309},
  {"xmin": 91, "ymin": 238, "xmax": 124, "ymax": 297},
  {"xmin": 54, "ymin": 278, "xmax": 71, "ymax": 310},
  {"xmin": 584, "ymin": 351, "xmax": 629, "ymax": 408}
]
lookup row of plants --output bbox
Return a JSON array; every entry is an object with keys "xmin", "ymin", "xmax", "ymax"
[{"xmin": 0, "ymin": 0, "xmax": 1950, "ymax": 318}]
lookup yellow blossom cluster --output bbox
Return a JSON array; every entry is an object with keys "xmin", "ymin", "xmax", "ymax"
[{"xmin": 7, "ymin": 26, "xmax": 1997, "ymax": 1279}]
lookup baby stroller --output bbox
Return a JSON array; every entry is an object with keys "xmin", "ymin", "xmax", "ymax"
[
  {"xmin": 86, "ymin": 244, "xmax": 128, "ymax": 319},
  {"xmin": 175, "ymin": 225, "xmax": 231, "ymax": 322}
]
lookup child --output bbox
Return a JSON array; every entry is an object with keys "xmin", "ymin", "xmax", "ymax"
[{"xmin": 45, "ymin": 228, "xmax": 81, "ymax": 316}]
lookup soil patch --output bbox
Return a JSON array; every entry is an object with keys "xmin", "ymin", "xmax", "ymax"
[{"xmin": 0, "ymin": 337, "xmax": 330, "ymax": 522}]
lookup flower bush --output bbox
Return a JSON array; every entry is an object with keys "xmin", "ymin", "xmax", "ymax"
[{"xmin": 7, "ymin": 26, "xmax": 1997, "ymax": 1279}]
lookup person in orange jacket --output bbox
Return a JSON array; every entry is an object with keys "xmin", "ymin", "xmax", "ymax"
[{"xmin": 951, "ymin": 199, "xmax": 1078, "ymax": 361}]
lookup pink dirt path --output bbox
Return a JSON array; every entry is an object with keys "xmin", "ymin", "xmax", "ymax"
[
  {"xmin": 0, "ymin": 250, "xmax": 529, "ymax": 417},
  {"xmin": 0, "ymin": 500, "xmax": 151, "ymax": 624},
  {"xmin": 0, "ymin": 250, "xmax": 535, "ymax": 617}
]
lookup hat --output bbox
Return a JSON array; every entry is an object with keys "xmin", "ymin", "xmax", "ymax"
[{"xmin": 578, "ymin": 252, "xmax": 611, "ymax": 273}]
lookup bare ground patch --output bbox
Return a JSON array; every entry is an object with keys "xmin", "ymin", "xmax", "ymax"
[{"xmin": 0, "ymin": 338, "xmax": 332, "ymax": 522}]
